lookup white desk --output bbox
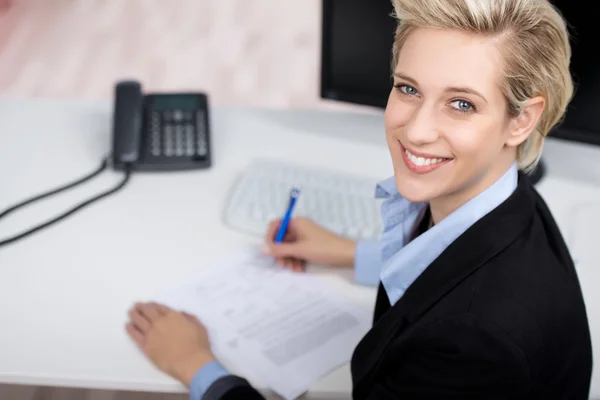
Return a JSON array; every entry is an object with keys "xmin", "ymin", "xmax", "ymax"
[{"xmin": 1, "ymin": 97, "xmax": 599, "ymax": 399}]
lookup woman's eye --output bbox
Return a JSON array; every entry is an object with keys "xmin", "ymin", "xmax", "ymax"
[
  {"xmin": 396, "ymin": 84, "xmax": 418, "ymax": 96},
  {"xmin": 450, "ymin": 99, "xmax": 475, "ymax": 113}
]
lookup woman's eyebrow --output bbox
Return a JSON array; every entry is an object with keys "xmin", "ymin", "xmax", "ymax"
[
  {"xmin": 393, "ymin": 72, "xmax": 488, "ymax": 103},
  {"xmin": 392, "ymin": 72, "xmax": 419, "ymax": 87},
  {"xmin": 444, "ymin": 86, "xmax": 488, "ymax": 103}
]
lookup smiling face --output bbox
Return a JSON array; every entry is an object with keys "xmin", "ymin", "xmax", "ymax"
[{"xmin": 385, "ymin": 27, "xmax": 533, "ymax": 221}]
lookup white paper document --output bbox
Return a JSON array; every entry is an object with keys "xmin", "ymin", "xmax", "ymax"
[{"xmin": 153, "ymin": 248, "xmax": 372, "ymax": 399}]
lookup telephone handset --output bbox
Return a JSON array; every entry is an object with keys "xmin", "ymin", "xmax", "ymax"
[{"xmin": 112, "ymin": 80, "xmax": 212, "ymax": 171}]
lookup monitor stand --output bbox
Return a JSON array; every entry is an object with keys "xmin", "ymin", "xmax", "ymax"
[{"xmin": 525, "ymin": 157, "xmax": 546, "ymax": 185}]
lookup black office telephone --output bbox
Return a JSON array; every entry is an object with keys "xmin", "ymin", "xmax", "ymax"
[
  {"xmin": 112, "ymin": 80, "xmax": 212, "ymax": 171},
  {"xmin": 0, "ymin": 80, "xmax": 214, "ymax": 248}
]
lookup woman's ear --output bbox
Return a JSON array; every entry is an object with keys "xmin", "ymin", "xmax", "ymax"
[{"xmin": 505, "ymin": 96, "xmax": 546, "ymax": 147}]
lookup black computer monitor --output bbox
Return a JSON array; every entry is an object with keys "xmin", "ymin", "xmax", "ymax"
[{"xmin": 320, "ymin": 0, "xmax": 600, "ymax": 150}]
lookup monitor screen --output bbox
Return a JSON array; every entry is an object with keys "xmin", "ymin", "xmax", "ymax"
[
  {"xmin": 320, "ymin": 0, "xmax": 395, "ymax": 109},
  {"xmin": 550, "ymin": 0, "xmax": 600, "ymax": 144},
  {"xmin": 320, "ymin": 0, "xmax": 600, "ymax": 146}
]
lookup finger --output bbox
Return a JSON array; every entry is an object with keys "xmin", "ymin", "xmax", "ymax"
[
  {"xmin": 182, "ymin": 312, "xmax": 202, "ymax": 326},
  {"xmin": 268, "ymin": 241, "xmax": 307, "ymax": 259},
  {"xmin": 261, "ymin": 220, "xmax": 282, "ymax": 256},
  {"xmin": 128, "ymin": 307, "xmax": 152, "ymax": 333},
  {"xmin": 285, "ymin": 256, "xmax": 299, "ymax": 269},
  {"xmin": 137, "ymin": 302, "xmax": 162, "ymax": 323},
  {"xmin": 290, "ymin": 258, "xmax": 305, "ymax": 272},
  {"xmin": 282, "ymin": 229, "xmax": 297, "ymax": 243},
  {"xmin": 293, "ymin": 265, "xmax": 304, "ymax": 273},
  {"xmin": 125, "ymin": 322, "xmax": 145, "ymax": 347},
  {"xmin": 265, "ymin": 219, "xmax": 300, "ymax": 244},
  {"xmin": 150, "ymin": 302, "xmax": 170, "ymax": 315},
  {"xmin": 264, "ymin": 219, "xmax": 282, "ymax": 243},
  {"xmin": 282, "ymin": 219, "xmax": 299, "ymax": 242},
  {"xmin": 292, "ymin": 258, "xmax": 305, "ymax": 271},
  {"xmin": 282, "ymin": 256, "xmax": 302, "ymax": 268}
]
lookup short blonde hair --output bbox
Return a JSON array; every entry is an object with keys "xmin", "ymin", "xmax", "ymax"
[{"xmin": 390, "ymin": 0, "xmax": 574, "ymax": 172}]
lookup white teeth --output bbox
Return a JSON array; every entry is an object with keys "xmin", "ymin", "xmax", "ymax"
[{"xmin": 405, "ymin": 149, "xmax": 446, "ymax": 167}]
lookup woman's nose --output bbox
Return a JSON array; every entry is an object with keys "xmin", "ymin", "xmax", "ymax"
[{"xmin": 404, "ymin": 104, "xmax": 440, "ymax": 145}]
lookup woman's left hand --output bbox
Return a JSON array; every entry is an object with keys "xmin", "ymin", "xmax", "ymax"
[{"xmin": 125, "ymin": 302, "xmax": 216, "ymax": 386}]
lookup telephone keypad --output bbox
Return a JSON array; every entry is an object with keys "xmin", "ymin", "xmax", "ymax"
[
  {"xmin": 150, "ymin": 111, "xmax": 161, "ymax": 156},
  {"xmin": 146, "ymin": 107, "xmax": 209, "ymax": 160},
  {"xmin": 196, "ymin": 110, "xmax": 208, "ymax": 156}
]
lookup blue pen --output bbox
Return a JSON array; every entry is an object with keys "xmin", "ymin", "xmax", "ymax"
[{"xmin": 274, "ymin": 186, "xmax": 301, "ymax": 243}]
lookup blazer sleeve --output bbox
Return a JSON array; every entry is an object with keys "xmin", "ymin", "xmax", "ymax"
[
  {"xmin": 365, "ymin": 313, "xmax": 532, "ymax": 399},
  {"xmin": 201, "ymin": 375, "xmax": 265, "ymax": 400}
]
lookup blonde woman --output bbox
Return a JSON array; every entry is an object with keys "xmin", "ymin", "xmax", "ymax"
[{"xmin": 126, "ymin": 0, "xmax": 592, "ymax": 398}]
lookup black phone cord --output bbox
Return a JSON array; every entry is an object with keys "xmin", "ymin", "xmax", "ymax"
[{"xmin": 0, "ymin": 158, "xmax": 131, "ymax": 248}]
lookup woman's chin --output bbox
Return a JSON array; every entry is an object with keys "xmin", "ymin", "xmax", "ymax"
[{"xmin": 393, "ymin": 173, "xmax": 440, "ymax": 204}]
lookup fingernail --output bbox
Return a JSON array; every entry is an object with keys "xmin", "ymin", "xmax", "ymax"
[{"xmin": 260, "ymin": 244, "xmax": 271, "ymax": 255}]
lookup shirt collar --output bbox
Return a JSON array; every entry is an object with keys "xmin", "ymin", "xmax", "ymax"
[
  {"xmin": 375, "ymin": 176, "xmax": 398, "ymax": 199},
  {"xmin": 378, "ymin": 162, "xmax": 519, "ymax": 306}
]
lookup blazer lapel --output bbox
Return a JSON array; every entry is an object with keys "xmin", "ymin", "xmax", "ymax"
[{"xmin": 352, "ymin": 173, "xmax": 536, "ymax": 391}]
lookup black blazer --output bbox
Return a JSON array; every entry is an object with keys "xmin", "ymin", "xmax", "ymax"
[{"xmin": 209, "ymin": 173, "xmax": 593, "ymax": 400}]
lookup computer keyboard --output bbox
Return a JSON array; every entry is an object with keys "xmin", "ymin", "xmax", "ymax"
[{"xmin": 223, "ymin": 159, "xmax": 384, "ymax": 240}]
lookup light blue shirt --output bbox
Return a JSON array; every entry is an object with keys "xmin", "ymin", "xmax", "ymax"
[{"xmin": 189, "ymin": 163, "xmax": 519, "ymax": 399}]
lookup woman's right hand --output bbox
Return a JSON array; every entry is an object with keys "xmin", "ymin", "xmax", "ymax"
[{"xmin": 261, "ymin": 217, "xmax": 356, "ymax": 272}]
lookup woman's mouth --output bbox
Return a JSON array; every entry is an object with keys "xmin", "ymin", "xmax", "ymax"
[{"xmin": 401, "ymin": 145, "xmax": 453, "ymax": 174}]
